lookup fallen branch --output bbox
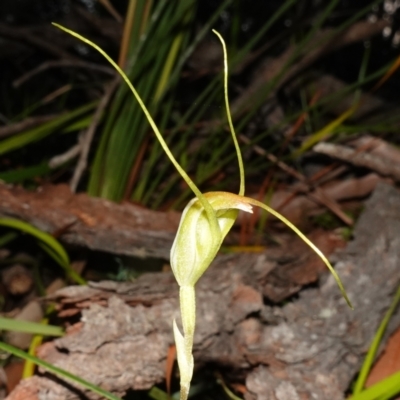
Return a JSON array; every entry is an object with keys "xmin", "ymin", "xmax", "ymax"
[
  {"xmin": 0, "ymin": 183, "xmax": 180, "ymax": 260},
  {"xmin": 0, "ymin": 173, "xmax": 379, "ymax": 262},
  {"xmin": 314, "ymin": 141, "xmax": 400, "ymax": 181}
]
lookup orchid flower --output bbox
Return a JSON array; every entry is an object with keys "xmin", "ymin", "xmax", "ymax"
[{"xmin": 54, "ymin": 24, "xmax": 352, "ymax": 400}]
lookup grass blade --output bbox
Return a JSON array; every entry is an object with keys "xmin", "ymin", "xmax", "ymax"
[
  {"xmin": 0, "ymin": 317, "xmax": 63, "ymax": 337},
  {"xmin": 0, "ymin": 341, "xmax": 122, "ymax": 400},
  {"xmin": 0, "ymin": 162, "xmax": 51, "ymax": 184},
  {"xmin": 353, "ymin": 284, "xmax": 400, "ymax": 394},
  {"xmin": 0, "ymin": 102, "xmax": 96, "ymax": 156},
  {"xmin": 350, "ymin": 371, "xmax": 400, "ymax": 400},
  {"xmin": 0, "ymin": 218, "xmax": 85, "ymax": 285}
]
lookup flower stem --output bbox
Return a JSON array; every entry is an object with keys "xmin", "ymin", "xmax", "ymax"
[{"xmin": 178, "ymin": 285, "xmax": 196, "ymax": 400}]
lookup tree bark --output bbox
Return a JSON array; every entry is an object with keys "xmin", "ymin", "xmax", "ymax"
[
  {"xmin": 0, "ymin": 183, "xmax": 180, "ymax": 260},
  {"xmin": 6, "ymin": 183, "xmax": 400, "ymax": 400}
]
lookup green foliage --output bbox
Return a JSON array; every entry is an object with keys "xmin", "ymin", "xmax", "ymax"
[
  {"xmin": 0, "ymin": 162, "xmax": 51, "ymax": 184},
  {"xmin": 0, "ymin": 317, "xmax": 63, "ymax": 337},
  {"xmin": 350, "ymin": 371, "xmax": 400, "ymax": 400},
  {"xmin": 0, "ymin": 102, "xmax": 96, "ymax": 157},
  {"xmin": 0, "ymin": 218, "xmax": 85, "ymax": 284},
  {"xmin": 0, "ymin": 341, "xmax": 121, "ymax": 400},
  {"xmin": 88, "ymin": 0, "xmax": 200, "ymax": 201},
  {"xmin": 351, "ymin": 284, "xmax": 400, "ymax": 398},
  {"xmin": 312, "ymin": 211, "xmax": 343, "ymax": 230},
  {"xmin": 0, "ymin": 232, "xmax": 18, "ymax": 247}
]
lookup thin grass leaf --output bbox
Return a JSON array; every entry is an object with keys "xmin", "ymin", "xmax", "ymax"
[
  {"xmin": 0, "ymin": 218, "xmax": 68, "ymax": 265},
  {"xmin": 354, "ymin": 44, "xmax": 371, "ymax": 105},
  {"xmin": 118, "ymin": 0, "xmax": 138, "ymax": 68},
  {"xmin": 236, "ymin": 0, "xmax": 383, "ymax": 134},
  {"xmin": 0, "ymin": 232, "xmax": 18, "ymax": 247},
  {"xmin": 0, "ymin": 317, "xmax": 63, "ymax": 337},
  {"xmin": 62, "ymin": 113, "xmax": 99, "ymax": 133},
  {"xmin": 0, "ymin": 102, "xmax": 96, "ymax": 156},
  {"xmin": 37, "ymin": 241, "xmax": 85, "ymax": 285},
  {"xmin": 148, "ymin": 386, "xmax": 170, "ymax": 400},
  {"xmin": 353, "ymin": 284, "xmax": 400, "ymax": 394},
  {"xmin": 0, "ymin": 161, "xmax": 51, "ymax": 184},
  {"xmin": 296, "ymin": 103, "xmax": 359, "ymax": 154},
  {"xmin": 295, "ymin": 41, "xmax": 371, "ymax": 155},
  {"xmin": 371, "ymin": 53, "xmax": 400, "ymax": 92},
  {"xmin": 350, "ymin": 371, "xmax": 400, "ymax": 400},
  {"xmin": 377, "ymin": 383, "xmax": 400, "ymax": 400},
  {"xmin": 216, "ymin": 373, "xmax": 243, "ymax": 400},
  {"xmin": 257, "ymin": 61, "xmax": 393, "ymax": 160},
  {"xmin": 153, "ymin": 7, "xmax": 190, "ymax": 102},
  {"xmin": 0, "ymin": 341, "xmax": 122, "ymax": 400},
  {"xmin": 38, "ymin": 240, "xmax": 68, "ymax": 270},
  {"xmin": 0, "ymin": 218, "xmax": 85, "ymax": 285}
]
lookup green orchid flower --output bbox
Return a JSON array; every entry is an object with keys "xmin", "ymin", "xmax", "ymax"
[
  {"xmin": 170, "ymin": 192, "xmax": 253, "ymax": 399},
  {"xmin": 53, "ymin": 24, "xmax": 352, "ymax": 400},
  {"xmin": 171, "ymin": 192, "xmax": 253, "ymax": 287}
]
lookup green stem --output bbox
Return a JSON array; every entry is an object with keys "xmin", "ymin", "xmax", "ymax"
[
  {"xmin": 180, "ymin": 385, "xmax": 189, "ymax": 400},
  {"xmin": 179, "ymin": 285, "xmax": 195, "ymax": 400},
  {"xmin": 180, "ymin": 286, "xmax": 196, "ymax": 342},
  {"xmin": 212, "ymin": 29, "xmax": 245, "ymax": 196}
]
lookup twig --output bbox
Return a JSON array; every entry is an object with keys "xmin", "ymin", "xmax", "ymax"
[
  {"xmin": 40, "ymin": 85, "xmax": 72, "ymax": 106},
  {"xmin": 49, "ymin": 132, "xmax": 85, "ymax": 169},
  {"xmin": 97, "ymin": 0, "xmax": 123, "ymax": 22},
  {"xmin": 0, "ymin": 115, "xmax": 59, "ymax": 139},
  {"xmin": 239, "ymin": 134, "xmax": 353, "ymax": 225},
  {"xmin": 13, "ymin": 60, "xmax": 115, "ymax": 88},
  {"xmin": 306, "ymin": 136, "xmax": 385, "ymax": 188},
  {"xmin": 0, "ymin": 23, "xmax": 80, "ymax": 61},
  {"xmin": 314, "ymin": 141, "xmax": 400, "ymax": 181},
  {"xmin": 73, "ymin": 6, "xmax": 122, "ymax": 43},
  {"xmin": 69, "ymin": 77, "xmax": 120, "ymax": 192}
]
